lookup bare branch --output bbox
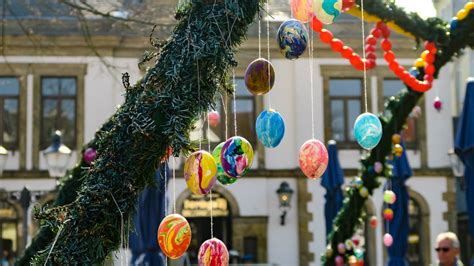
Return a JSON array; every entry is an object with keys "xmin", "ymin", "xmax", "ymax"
[{"xmin": 60, "ymin": 0, "xmax": 175, "ymax": 26}]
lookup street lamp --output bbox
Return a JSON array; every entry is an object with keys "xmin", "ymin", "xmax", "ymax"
[
  {"xmin": 0, "ymin": 145, "xmax": 8, "ymax": 176},
  {"xmin": 276, "ymin": 181, "xmax": 294, "ymax": 226},
  {"xmin": 42, "ymin": 130, "xmax": 72, "ymax": 178}
]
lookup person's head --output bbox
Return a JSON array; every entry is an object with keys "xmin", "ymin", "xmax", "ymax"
[{"xmin": 436, "ymin": 232, "xmax": 460, "ymax": 265}]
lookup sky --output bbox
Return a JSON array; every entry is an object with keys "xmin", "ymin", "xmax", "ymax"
[{"xmin": 395, "ymin": 0, "xmax": 437, "ymax": 19}]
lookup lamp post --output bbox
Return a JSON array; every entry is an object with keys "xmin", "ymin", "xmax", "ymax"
[
  {"xmin": 276, "ymin": 181, "xmax": 294, "ymax": 226},
  {"xmin": 42, "ymin": 130, "xmax": 72, "ymax": 179},
  {"xmin": 0, "ymin": 145, "xmax": 8, "ymax": 176}
]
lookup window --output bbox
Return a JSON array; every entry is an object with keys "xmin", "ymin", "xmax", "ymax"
[
  {"xmin": 406, "ymin": 198, "xmax": 423, "ymax": 266},
  {"xmin": 40, "ymin": 77, "xmax": 77, "ymax": 149},
  {"xmin": 203, "ymin": 78, "xmax": 257, "ymax": 149},
  {"xmin": 328, "ymin": 79, "xmax": 362, "ymax": 146},
  {"xmin": 382, "ymin": 79, "xmax": 419, "ymax": 149},
  {"xmin": 0, "ymin": 200, "xmax": 18, "ymax": 264},
  {"xmin": 243, "ymin": 236, "xmax": 258, "ymax": 263},
  {"xmin": 0, "ymin": 77, "xmax": 20, "ymax": 150}
]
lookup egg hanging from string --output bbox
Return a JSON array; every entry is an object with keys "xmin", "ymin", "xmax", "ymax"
[
  {"xmin": 291, "ymin": 0, "xmax": 313, "ymax": 22},
  {"xmin": 383, "ymin": 233, "xmax": 393, "ymax": 247},
  {"xmin": 277, "ymin": 19, "xmax": 309, "ymax": 60},
  {"xmin": 244, "ymin": 58, "xmax": 275, "ymax": 95},
  {"xmin": 313, "ymin": 0, "xmax": 342, "ymax": 24},
  {"xmin": 256, "ymin": 109, "xmax": 285, "ymax": 148},
  {"xmin": 221, "ymin": 136, "xmax": 254, "ymax": 178},
  {"xmin": 212, "ymin": 142, "xmax": 237, "ymax": 185},
  {"xmin": 198, "ymin": 238, "xmax": 229, "ymax": 266},
  {"xmin": 353, "ymin": 112, "xmax": 383, "ymax": 150},
  {"xmin": 384, "ymin": 190, "xmax": 397, "ymax": 204},
  {"xmin": 157, "ymin": 214, "xmax": 192, "ymax": 259},
  {"xmin": 299, "ymin": 139, "xmax": 328, "ymax": 179},
  {"xmin": 184, "ymin": 151, "xmax": 217, "ymax": 195}
]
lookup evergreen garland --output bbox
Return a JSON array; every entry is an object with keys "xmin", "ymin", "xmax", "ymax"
[
  {"xmin": 18, "ymin": 0, "xmax": 261, "ymax": 264},
  {"xmin": 17, "ymin": 0, "xmax": 474, "ymax": 265},
  {"xmin": 322, "ymin": 1, "xmax": 474, "ymax": 265}
]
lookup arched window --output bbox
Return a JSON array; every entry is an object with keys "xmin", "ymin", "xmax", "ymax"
[
  {"xmin": 406, "ymin": 198, "xmax": 423, "ymax": 265},
  {"xmin": 406, "ymin": 191, "xmax": 431, "ymax": 266},
  {"xmin": 0, "ymin": 200, "xmax": 19, "ymax": 264}
]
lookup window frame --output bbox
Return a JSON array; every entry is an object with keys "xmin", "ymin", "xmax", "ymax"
[
  {"xmin": 32, "ymin": 64, "xmax": 86, "ymax": 169},
  {"xmin": 39, "ymin": 76, "xmax": 78, "ymax": 150},
  {"xmin": 322, "ymin": 65, "xmax": 372, "ymax": 149},
  {"xmin": 0, "ymin": 65, "xmax": 28, "ymax": 169},
  {"xmin": 0, "ymin": 76, "xmax": 21, "ymax": 151}
]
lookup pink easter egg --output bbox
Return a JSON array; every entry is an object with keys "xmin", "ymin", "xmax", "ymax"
[
  {"xmin": 291, "ymin": 0, "xmax": 313, "ymax": 23},
  {"xmin": 299, "ymin": 139, "xmax": 328, "ymax": 179},
  {"xmin": 198, "ymin": 238, "xmax": 229, "ymax": 266},
  {"xmin": 383, "ymin": 233, "xmax": 393, "ymax": 247}
]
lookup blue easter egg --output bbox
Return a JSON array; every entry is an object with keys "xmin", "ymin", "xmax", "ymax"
[
  {"xmin": 277, "ymin": 19, "xmax": 308, "ymax": 60},
  {"xmin": 409, "ymin": 67, "xmax": 420, "ymax": 77},
  {"xmin": 353, "ymin": 112, "xmax": 382, "ymax": 150},
  {"xmin": 450, "ymin": 17, "xmax": 458, "ymax": 31},
  {"xmin": 256, "ymin": 109, "xmax": 285, "ymax": 148}
]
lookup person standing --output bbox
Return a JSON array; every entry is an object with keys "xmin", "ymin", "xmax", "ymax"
[{"xmin": 434, "ymin": 232, "xmax": 464, "ymax": 266}]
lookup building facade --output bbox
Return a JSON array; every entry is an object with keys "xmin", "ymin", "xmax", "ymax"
[{"xmin": 0, "ymin": 0, "xmax": 464, "ymax": 265}]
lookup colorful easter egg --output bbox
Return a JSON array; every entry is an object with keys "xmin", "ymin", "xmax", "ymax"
[
  {"xmin": 184, "ymin": 151, "xmax": 217, "ymax": 195},
  {"xmin": 221, "ymin": 136, "xmax": 254, "ymax": 178},
  {"xmin": 244, "ymin": 58, "xmax": 275, "ymax": 95},
  {"xmin": 212, "ymin": 143, "xmax": 237, "ymax": 185},
  {"xmin": 291, "ymin": 0, "xmax": 313, "ymax": 22},
  {"xmin": 157, "ymin": 214, "xmax": 192, "ymax": 259},
  {"xmin": 208, "ymin": 111, "xmax": 220, "ymax": 127},
  {"xmin": 256, "ymin": 109, "xmax": 285, "ymax": 148},
  {"xmin": 277, "ymin": 19, "xmax": 309, "ymax": 60},
  {"xmin": 353, "ymin": 112, "xmax": 382, "ymax": 150},
  {"xmin": 198, "ymin": 238, "xmax": 229, "ymax": 266},
  {"xmin": 299, "ymin": 139, "xmax": 328, "ymax": 179},
  {"xmin": 313, "ymin": 0, "xmax": 342, "ymax": 24}
]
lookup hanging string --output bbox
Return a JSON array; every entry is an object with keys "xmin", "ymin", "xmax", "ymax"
[
  {"xmin": 197, "ymin": 60, "xmax": 203, "ymax": 150},
  {"xmin": 164, "ymin": 162, "xmax": 169, "ymax": 266},
  {"xmin": 361, "ymin": 0, "xmax": 368, "ymax": 113},
  {"xmin": 266, "ymin": 0, "xmax": 272, "ymax": 109},
  {"xmin": 232, "ymin": 68, "xmax": 238, "ymax": 136},
  {"xmin": 173, "ymin": 157, "xmax": 177, "ymax": 214},
  {"xmin": 207, "ymin": 113, "xmax": 211, "ymax": 152},
  {"xmin": 210, "ymin": 190, "xmax": 214, "ymax": 238},
  {"xmin": 258, "ymin": 11, "xmax": 262, "ymax": 59},
  {"xmin": 164, "ymin": 162, "xmax": 168, "ymax": 216},
  {"xmin": 309, "ymin": 22, "xmax": 315, "ymax": 139},
  {"xmin": 110, "ymin": 192, "xmax": 124, "ymax": 266},
  {"xmin": 221, "ymin": 94, "xmax": 228, "ymax": 140}
]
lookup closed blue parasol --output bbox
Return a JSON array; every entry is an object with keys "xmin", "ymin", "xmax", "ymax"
[
  {"xmin": 321, "ymin": 140, "xmax": 344, "ymax": 240},
  {"xmin": 129, "ymin": 164, "xmax": 169, "ymax": 265},
  {"xmin": 386, "ymin": 140, "xmax": 412, "ymax": 266},
  {"xmin": 455, "ymin": 79, "xmax": 474, "ymax": 240}
]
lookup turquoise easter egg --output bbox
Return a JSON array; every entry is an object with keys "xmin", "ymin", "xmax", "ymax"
[
  {"xmin": 256, "ymin": 109, "xmax": 285, "ymax": 148},
  {"xmin": 353, "ymin": 112, "xmax": 382, "ymax": 150}
]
